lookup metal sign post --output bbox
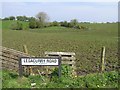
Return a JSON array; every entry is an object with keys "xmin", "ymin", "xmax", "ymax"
[
  {"xmin": 58, "ymin": 56, "xmax": 61, "ymax": 78},
  {"xmin": 19, "ymin": 58, "xmax": 23, "ymax": 77}
]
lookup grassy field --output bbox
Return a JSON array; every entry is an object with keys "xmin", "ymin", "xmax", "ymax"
[
  {"xmin": 2, "ymin": 20, "xmax": 29, "ymax": 30},
  {"xmin": 2, "ymin": 20, "xmax": 118, "ymax": 75}
]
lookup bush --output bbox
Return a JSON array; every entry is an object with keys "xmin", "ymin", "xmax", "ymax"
[
  {"xmin": 10, "ymin": 22, "xmax": 23, "ymax": 30},
  {"xmin": 68, "ymin": 22, "xmax": 74, "ymax": 28},
  {"xmin": 36, "ymin": 21, "xmax": 44, "ymax": 28},
  {"xmin": 29, "ymin": 20, "xmax": 47, "ymax": 29},
  {"xmin": 29, "ymin": 21, "xmax": 37, "ymax": 29},
  {"xmin": 60, "ymin": 21, "xmax": 68, "ymax": 27},
  {"xmin": 9, "ymin": 16, "xmax": 15, "ymax": 20},
  {"xmin": 52, "ymin": 21, "xmax": 59, "ymax": 26}
]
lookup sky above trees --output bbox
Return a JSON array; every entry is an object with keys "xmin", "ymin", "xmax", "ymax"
[{"xmin": 2, "ymin": 2, "xmax": 118, "ymax": 22}]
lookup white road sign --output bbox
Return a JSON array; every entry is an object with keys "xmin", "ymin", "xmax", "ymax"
[{"xmin": 21, "ymin": 57, "xmax": 59, "ymax": 66}]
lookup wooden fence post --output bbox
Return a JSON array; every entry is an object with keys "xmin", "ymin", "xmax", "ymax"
[
  {"xmin": 23, "ymin": 45, "xmax": 33, "ymax": 75},
  {"xmin": 23, "ymin": 45, "xmax": 28, "ymax": 54},
  {"xmin": 101, "ymin": 46, "xmax": 105, "ymax": 72}
]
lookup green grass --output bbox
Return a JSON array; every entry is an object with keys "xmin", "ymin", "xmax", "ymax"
[
  {"xmin": 0, "ymin": 20, "xmax": 2, "ymax": 29},
  {"xmin": 2, "ymin": 20, "xmax": 29, "ymax": 30},
  {"xmin": 2, "ymin": 20, "xmax": 118, "ymax": 75},
  {"xmin": 2, "ymin": 69, "xmax": 118, "ymax": 88}
]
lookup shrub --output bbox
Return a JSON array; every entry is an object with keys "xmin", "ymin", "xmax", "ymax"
[
  {"xmin": 36, "ymin": 21, "xmax": 44, "ymax": 28},
  {"xmin": 10, "ymin": 22, "xmax": 23, "ymax": 30},
  {"xmin": 9, "ymin": 16, "xmax": 15, "ymax": 20},
  {"xmin": 52, "ymin": 21, "xmax": 59, "ymax": 26},
  {"xmin": 29, "ymin": 20, "xmax": 49, "ymax": 29},
  {"xmin": 60, "ymin": 21, "xmax": 68, "ymax": 27},
  {"xmin": 68, "ymin": 22, "xmax": 74, "ymax": 28},
  {"xmin": 75, "ymin": 25, "xmax": 81, "ymax": 29},
  {"xmin": 29, "ymin": 21, "xmax": 37, "ymax": 29},
  {"xmin": 3, "ymin": 17, "xmax": 9, "ymax": 20}
]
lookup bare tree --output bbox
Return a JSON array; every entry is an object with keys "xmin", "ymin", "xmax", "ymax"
[{"xmin": 36, "ymin": 12, "xmax": 49, "ymax": 23}]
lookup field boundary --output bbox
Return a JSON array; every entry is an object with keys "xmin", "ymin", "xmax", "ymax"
[
  {"xmin": 1, "ymin": 46, "xmax": 33, "ymax": 73},
  {"xmin": 1, "ymin": 46, "xmax": 76, "ymax": 76}
]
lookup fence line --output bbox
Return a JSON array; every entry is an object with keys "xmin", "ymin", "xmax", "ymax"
[
  {"xmin": 1, "ymin": 46, "xmax": 33, "ymax": 73},
  {"xmin": 1, "ymin": 46, "xmax": 76, "ymax": 76}
]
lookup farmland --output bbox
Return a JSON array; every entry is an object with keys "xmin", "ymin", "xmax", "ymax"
[{"xmin": 2, "ymin": 21, "xmax": 118, "ymax": 75}]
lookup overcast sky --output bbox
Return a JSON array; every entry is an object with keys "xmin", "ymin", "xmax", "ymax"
[{"xmin": 1, "ymin": 2, "xmax": 118, "ymax": 22}]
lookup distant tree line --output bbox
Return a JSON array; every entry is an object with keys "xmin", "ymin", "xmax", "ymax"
[
  {"xmin": 2, "ymin": 12, "xmax": 90, "ymax": 30},
  {"xmin": 2, "ymin": 16, "xmax": 36, "ymax": 22}
]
